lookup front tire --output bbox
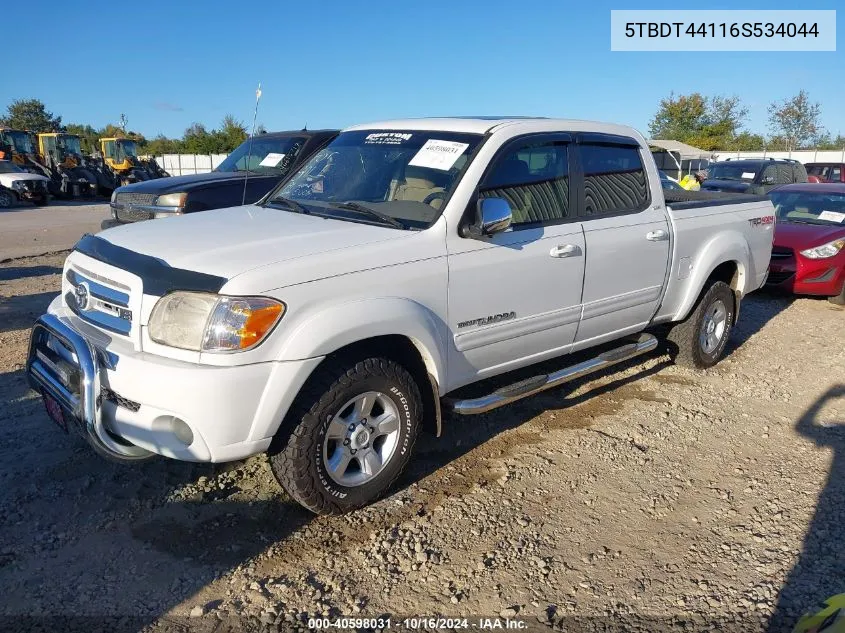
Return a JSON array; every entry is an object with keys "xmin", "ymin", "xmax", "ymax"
[
  {"xmin": 0, "ymin": 190, "xmax": 16, "ymax": 208},
  {"xmin": 269, "ymin": 357, "xmax": 422, "ymax": 515},
  {"xmin": 666, "ymin": 281, "xmax": 735, "ymax": 369}
]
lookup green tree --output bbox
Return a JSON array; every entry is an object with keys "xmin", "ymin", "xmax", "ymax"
[
  {"xmin": 724, "ymin": 132, "xmax": 767, "ymax": 152},
  {"xmin": 649, "ymin": 93, "xmax": 748, "ymax": 150},
  {"xmin": 767, "ymin": 90, "xmax": 823, "ymax": 151},
  {"xmin": 0, "ymin": 98, "xmax": 62, "ymax": 132},
  {"xmin": 217, "ymin": 115, "xmax": 248, "ymax": 152}
]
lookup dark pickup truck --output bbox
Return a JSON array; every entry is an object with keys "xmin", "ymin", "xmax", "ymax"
[{"xmin": 102, "ymin": 129, "xmax": 338, "ymax": 229}]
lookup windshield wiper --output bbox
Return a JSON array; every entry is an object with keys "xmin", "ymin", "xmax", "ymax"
[
  {"xmin": 266, "ymin": 197, "xmax": 311, "ymax": 215},
  {"xmin": 330, "ymin": 201, "xmax": 405, "ymax": 229}
]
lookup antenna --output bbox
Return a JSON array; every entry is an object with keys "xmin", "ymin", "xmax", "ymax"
[{"xmin": 241, "ymin": 82, "xmax": 262, "ymax": 206}]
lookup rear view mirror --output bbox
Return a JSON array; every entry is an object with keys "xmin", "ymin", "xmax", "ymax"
[{"xmin": 477, "ymin": 197, "xmax": 512, "ymax": 236}]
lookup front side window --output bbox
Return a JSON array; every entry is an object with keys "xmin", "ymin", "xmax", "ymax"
[
  {"xmin": 216, "ymin": 136, "xmax": 308, "ymax": 174},
  {"xmin": 479, "ymin": 139, "xmax": 570, "ymax": 227},
  {"xmin": 271, "ymin": 130, "xmax": 482, "ymax": 230},
  {"xmin": 580, "ymin": 143, "xmax": 649, "ymax": 215},
  {"xmin": 831, "ymin": 166, "xmax": 842, "ymax": 181}
]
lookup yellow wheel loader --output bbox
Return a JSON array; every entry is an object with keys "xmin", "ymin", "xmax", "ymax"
[
  {"xmin": 98, "ymin": 137, "xmax": 169, "ymax": 188},
  {"xmin": 36, "ymin": 133, "xmax": 98, "ymax": 198}
]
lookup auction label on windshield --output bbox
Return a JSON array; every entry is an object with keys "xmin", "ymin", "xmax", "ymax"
[
  {"xmin": 611, "ymin": 10, "xmax": 835, "ymax": 51},
  {"xmin": 409, "ymin": 140, "xmax": 470, "ymax": 171},
  {"xmin": 819, "ymin": 211, "xmax": 845, "ymax": 223},
  {"xmin": 259, "ymin": 152, "xmax": 285, "ymax": 167}
]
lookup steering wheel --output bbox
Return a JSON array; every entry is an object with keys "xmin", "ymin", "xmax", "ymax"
[{"xmin": 422, "ymin": 190, "xmax": 447, "ymax": 206}]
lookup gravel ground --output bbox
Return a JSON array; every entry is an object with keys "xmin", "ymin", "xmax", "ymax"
[
  {"xmin": 1, "ymin": 252, "xmax": 844, "ymax": 633},
  {"xmin": 0, "ymin": 200, "xmax": 108, "ymax": 260}
]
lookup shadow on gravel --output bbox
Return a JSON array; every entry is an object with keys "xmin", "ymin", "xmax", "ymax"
[
  {"xmin": 768, "ymin": 385, "xmax": 845, "ymax": 633},
  {"xmin": 0, "ymin": 265, "xmax": 62, "ymax": 281},
  {"xmin": 723, "ymin": 292, "xmax": 793, "ymax": 360},
  {"xmin": 0, "ymin": 368, "xmax": 31, "ymax": 403},
  {"xmin": 0, "ymin": 291, "xmax": 57, "ymax": 333}
]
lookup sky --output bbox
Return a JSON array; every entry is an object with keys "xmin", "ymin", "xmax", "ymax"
[{"xmin": 3, "ymin": 0, "xmax": 842, "ymax": 140}]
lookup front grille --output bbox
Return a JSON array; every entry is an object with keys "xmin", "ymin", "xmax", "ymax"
[
  {"xmin": 65, "ymin": 266, "xmax": 133, "ymax": 336},
  {"xmin": 766, "ymin": 271, "xmax": 794, "ymax": 285},
  {"xmin": 114, "ymin": 192, "xmax": 156, "ymax": 206},
  {"xmin": 771, "ymin": 247, "xmax": 793, "ymax": 259},
  {"xmin": 115, "ymin": 206, "xmax": 152, "ymax": 222},
  {"xmin": 101, "ymin": 387, "xmax": 140, "ymax": 412},
  {"xmin": 113, "ymin": 192, "xmax": 155, "ymax": 223}
]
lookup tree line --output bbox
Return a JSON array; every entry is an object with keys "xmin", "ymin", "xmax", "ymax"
[
  {"xmin": 649, "ymin": 90, "xmax": 843, "ymax": 152},
  {"xmin": 3, "ymin": 91, "xmax": 842, "ymax": 157},
  {"xmin": 0, "ymin": 99, "xmax": 255, "ymax": 156}
]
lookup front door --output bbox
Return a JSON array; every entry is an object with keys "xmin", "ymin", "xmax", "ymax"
[
  {"xmin": 446, "ymin": 134, "xmax": 586, "ymax": 389},
  {"xmin": 572, "ymin": 136, "xmax": 671, "ymax": 349}
]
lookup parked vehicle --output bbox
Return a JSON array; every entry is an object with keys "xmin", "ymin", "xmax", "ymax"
[
  {"xmin": 702, "ymin": 158, "xmax": 807, "ymax": 195},
  {"xmin": 101, "ymin": 129, "xmax": 338, "ymax": 229},
  {"xmin": 35, "ymin": 133, "xmax": 98, "ymax": 198},
  {"xmin": 27, "ymin": 117, "xmax": 775, "ymax": 514},
  {"xmin": 0, "ymin": 160, "xmax": 50, "ymax": 205},
  {"xmin": 766, "ymin": 183, "xmax": 845, "ymax": 304},
  {"xmin": 805, "ymin": 163, "xmax": 844, "ymax": 184}
]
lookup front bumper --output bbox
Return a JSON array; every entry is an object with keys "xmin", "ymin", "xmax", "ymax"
[
  {"xmin": 767, "ymin": 255, "xmax": 845, "ymax": 297},
  {"xmin": 26, "ymin": 306, "xmax": 322, "ymax": 463}
]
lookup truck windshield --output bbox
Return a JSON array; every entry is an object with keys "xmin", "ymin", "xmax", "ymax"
[
  {"xmin": 117, "ymin": 140, "xmax": 138, "ymax": 160},
  {"xmin": 269, "ymin": 130, "xmax": 483, "ymax": 230},
  {"xmin": 708, "ymin": 163, "xmax": 758, "ymax": 181},
  {"xmin": 61, "ymin": 136, "xmax": 82, "ymax": 156},
  {"xmin": 770, "ymin": 191, "xmax": 845, "ymax": 226},
  {"xmin": 216, "ymin": 136, "xmax": 308, "ymax": 174}
]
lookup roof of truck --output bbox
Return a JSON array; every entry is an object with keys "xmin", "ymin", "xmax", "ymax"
[{"xmin": 343, "ymin": 117, "xmax": 644, "ymax": 139}]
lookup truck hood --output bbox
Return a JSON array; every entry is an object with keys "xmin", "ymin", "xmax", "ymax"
[
  {"xmin": 774, "ymin": 220, "xmax": 845, "ymax": 250},
  {"xmin": 700, "ymin": 179, "xmax": 753, "ymax": 193},
  {"xmin": 97, "ymin": 204, "xmax": 407, "ymax": 280},
  {"xmin": 116, "ymin": 170, "xmax": 267, "ymax": 194},
  {"xmin": 0, "ymin": 172, "xmax": 50, "ymax": 186}
]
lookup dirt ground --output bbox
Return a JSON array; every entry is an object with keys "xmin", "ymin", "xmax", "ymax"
[{"xmin": 1, "ymin": 251, "xmax": 844, "ymax": 633}]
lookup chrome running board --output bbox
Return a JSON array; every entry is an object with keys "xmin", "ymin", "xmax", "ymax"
[{"xmin": 444, "ymin": 333, "xmax": 658, "ymax": 415}]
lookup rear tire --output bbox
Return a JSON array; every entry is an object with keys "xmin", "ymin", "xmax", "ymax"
[
  {"xmin": 269, "ymin": 356, "xmax": 422, "ymax": 515},
  {"xmin": 666, "ymin": 281, "xmax": 735, "ymax": 369}
]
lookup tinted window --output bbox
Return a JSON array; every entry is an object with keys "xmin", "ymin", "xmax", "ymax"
[
  {"xmin": 776, "ymin": 164, "xmax": 792, "ymax": 184},
  {"xmin": 480, "ymin": 140, "xmax": 570, "ymax": 226},
  {"xmin": 761, "ymin": 165, "xmax": 779, "ymax": 183},
  {"xmin": 832, "ymin": 166, "xmax": 842, "ymax": 182},
  {"xmin": 580, "ymin": 144, "xmax": 649, "ymax": 215}
]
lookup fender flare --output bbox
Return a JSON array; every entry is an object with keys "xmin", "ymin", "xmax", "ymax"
[
  {"xmin": 275, "ymin": 296, "xmax": 448, "ymax": 395},
  {"xmin": 672, "ymin": 231, "xmax": 751, "ymax": 322}
]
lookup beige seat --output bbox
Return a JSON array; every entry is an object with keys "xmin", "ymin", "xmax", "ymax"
[{"xmin": 392, "ymin": 166, "xmax": 446, "ymax": 208}]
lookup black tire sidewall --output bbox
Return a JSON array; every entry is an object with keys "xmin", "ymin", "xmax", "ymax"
[
  {"xmin": 691, "ymin": 283, "xmax": 735, "ymax": 367},
  {"xmin": 0, "ymin": 191, "xmax": 15, "ymax": 207},
  {"xmin": 288, "ymin": 361, "xmax": 421, "ymax": 512}
]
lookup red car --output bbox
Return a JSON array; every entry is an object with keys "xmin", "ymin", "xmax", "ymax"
[
  {"xmin": 767, "ymin": 183, "xmax": 845, "ymax": 304},
  {"xmin": 805, "ymin": 163, "xmax": 844, "ymax": 183}
]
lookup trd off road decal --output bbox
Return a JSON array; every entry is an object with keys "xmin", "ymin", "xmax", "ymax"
[
  {"xmin": 748, "ymin": 215, "xmax": 775, "ymax": 227},
  {"xmin": 457, "ymin": 312, "xmax": 516, "ymax": 329}
]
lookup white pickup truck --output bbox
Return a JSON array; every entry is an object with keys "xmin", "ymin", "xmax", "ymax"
[{"xmin": 26, "ymin": 117, "xmax": 775, "ymax": 514}]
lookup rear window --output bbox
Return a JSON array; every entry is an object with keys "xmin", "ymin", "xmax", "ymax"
[{"xmin": 580, "ymin": 144, "xmax": 649, "ymax": 215}]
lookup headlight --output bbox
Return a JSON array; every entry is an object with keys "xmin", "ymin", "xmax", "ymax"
[
  {"xmin": 800, "ymin": 239, "xmax": 845, "ymax": 259},
  {"xmin": 148, "ymin": 292, "xmax": 285, "ymax": 352},
  {"xmin": 155, "ymin": 192, "xmax": 187, "ymax": 208}
]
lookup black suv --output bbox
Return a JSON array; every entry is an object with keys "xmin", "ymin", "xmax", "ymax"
[
  {"xmin": 701, "ymin": 158, "xmax": 808, "ymax": 195},
  {"xmin": 103, "ymin": 129, "xmax": 338, "ymax": 229}
]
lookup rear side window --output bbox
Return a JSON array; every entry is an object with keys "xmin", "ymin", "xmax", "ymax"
[
  {"xmin": 480, "ymin": 140, "xmax": 570, "ymax": 227},
  {"xmin": 776, "ymin": 164, "xmax": 792, "ymax": 184},
  {"xmin": 580, "ymin": 144, "xmax": 649, "ymax": 216},
  {"xmin": 761, "ymin": 164, "xmax": 779, "ymax": 183},
  {"xmin": 791, "ymin": 163, "xmax": 807, "ymax": 183},
  {"xmin": 832, "ymin": 166, "xmax": 842, "ymax": 181}
]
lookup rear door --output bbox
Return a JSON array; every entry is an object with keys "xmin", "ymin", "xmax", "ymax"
[
  {"xmin": 572, "ymin": 134, "xmax": 671, "ymax": 349},
  {"xmin": 446, "ymin": 134, "xmax": 586, "ymax": 386}
]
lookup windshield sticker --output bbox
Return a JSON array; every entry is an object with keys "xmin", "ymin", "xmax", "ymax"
[
  {"xmin": 408, "ymin": 140, "xmax": 470, "ymax": 171},
  {"xmin": 741, "ymin": 172, "xmax": 755, "ymax": 179},
  {"xmin": 364, "ymin": 132, "xmax": 413, "ymax": 145},
  {"xmin": 259, "ymin": 152, "xmax": 286, "ymax": 167},
  {"xmin": 818, "ymin": 210, "xmax": 845, "ymax": 223}
]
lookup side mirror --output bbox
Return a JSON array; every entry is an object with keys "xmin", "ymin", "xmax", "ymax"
[{"xmin": 477, "ymin": 197, "xmax": 512, "ymax": 236}]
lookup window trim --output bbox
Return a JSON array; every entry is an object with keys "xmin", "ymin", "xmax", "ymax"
[
  {"xmin": 573, "ymin": 133, "xmax": 653, "ymax": 221},
  {"xmin": 463, "ymin": 132, "xmax": 577, "ymax": 234}
]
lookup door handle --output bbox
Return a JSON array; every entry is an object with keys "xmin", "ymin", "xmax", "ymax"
[
  {"xmin": 646, "ymin": 230, "xmax": 668, "ymax": 241},
  {"xmin": 549, "ymin": 244, "xmax": 581, "ymax": 258}
]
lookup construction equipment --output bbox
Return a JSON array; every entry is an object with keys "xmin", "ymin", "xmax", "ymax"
[
  {"xmin": 36, "ymin": 133, "xmax": 98, "ymax": 198},
  {"xmin": 97, "ymin": 137, "xmax": 168, "ymax": 187},
  {"xmin": 0, "ymin": 128, "xmax": 51, "ymax": 177}
]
